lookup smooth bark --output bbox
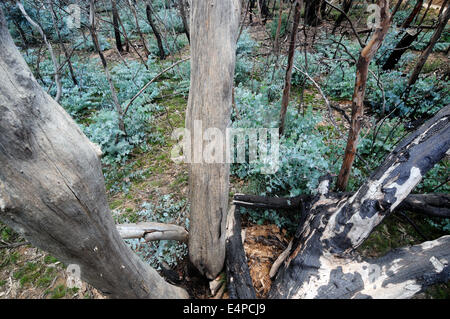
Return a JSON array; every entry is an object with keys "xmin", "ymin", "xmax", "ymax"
[{"xmin": 0, "ymin": 8, "xmax": 188, "ymax": 299}]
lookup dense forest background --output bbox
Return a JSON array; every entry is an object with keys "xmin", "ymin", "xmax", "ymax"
[{"xmin": 0, "ymin": 0, "xmax": 448, "ymax": 299}]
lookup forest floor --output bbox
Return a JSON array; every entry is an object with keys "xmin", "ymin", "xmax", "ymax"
[{"xmin": 1, "ymin": 6, "xmax": 449, "ymax": 299}]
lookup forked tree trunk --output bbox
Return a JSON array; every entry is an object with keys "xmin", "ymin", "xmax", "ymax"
[
  {"xmin": 269, "ymin": 105, "xmax": 450, "ymax": 298},
  {"xmin": 186, "ymin": 0, "xmax": 241, "ymax": 279},
  {"xmin": 336, "ymin": 0, "xmax": 391, "ymax": 191},
  {"xmin": 278, "ymin": 0, "xmax": 301, "ymax": 136},
  {"xmin": 0, "ymin": 8, "xmax": 188, "ymax": 299}
]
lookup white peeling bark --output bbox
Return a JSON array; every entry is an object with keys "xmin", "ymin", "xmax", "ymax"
[
  {"xmin": 0, "ymin": 8, "xmax": 188, "ymax": 299},
  {"xmin": 117, "ymin": 222, "xmax": 188, "ymax": 242}
]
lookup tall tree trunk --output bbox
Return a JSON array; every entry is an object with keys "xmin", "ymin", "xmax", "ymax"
[
  {"xmin": 332, "ymin": 0, "xmax": 353, "ymax": 33},
  {"xmin": 250, "ymin": 0, "xmax": 256, "ymax": 23},
  {"xmin": 259, "ymin": 0, "xmax": 270, "ymax": 23},
  {"xmin": 336, "ymin": 0, "xmax": 391, "ymax": 191},
  {"xmin": 16, "ymin": 1, "xmax": 62, "ymax": 103},
  {"xmin": 111, "ymin": 0, "xmax": 123, "ymax": 52},
  {"xmin": 269, "ymin": 104, "xmax": 450, "ymax": 298},
  {"xmin": 146, "ymin": 0, "xmax": 166, "ymax": 59},
  {"xmin": 408, "ymin": 2, "xmax": 450, "ymax": 86},
  {"xmin": 128, "ymin": 0, "xmax": 150, "ymax": 57},
  {"xmin": 401, "ymin": 0, "xmax": 424, "ymax": 28},
  {"xmin": 278, "ymin": 0, "xmax": 301, "ymax": 136},
  {"xmin": 273, "ymin": 0, "xmax": 283, "ymax": 54},
  {"xmin": 186, "ymin": 0, "xmax": 241, "ymax": 279},
  {"xmin": 178, "ymin": 0, "xmax": 190, "ymax": 43},
  {"xmin": 0, "ymin": 7, "xmax": 188, "ymax": 299},
  {"xmin": 382, "ymin": 29, "xmax": 421, "ymax": 70},
  {"xmin": 49, "ymin": 0, "xmax": 78, "ymax": 86},
  {"xmin": 117, "ymin": 13, "xmax": 130, "ymax": 52},
  {"xmin": 89, "ymin": 0, "xmax": 126, "ymax": 133},
  {"xmin": 13, "ymin": 20, "xmax": 29, "ymax": 48}
]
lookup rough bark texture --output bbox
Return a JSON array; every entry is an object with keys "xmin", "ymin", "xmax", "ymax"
[
  {"xmin": 111, "ymin": 0, "xmax": 123, "ymax": 52},
  {"xmin": 278, "ymin": 0, "xmax": 301, "ymax": 136},
  {"xmin": 225, "ymin": 205, "xmax": 257, "ymax": 299},
  {"xmin": 186, "ymin": 0, "xmax": 241, "ymax": 279},
  {"xmin": 399, "ymin": 193, "xmax": 450, "ymax": 218},
  {"xmin": 0, "ymin": 8, "xmax": 188, "ymax": 299},
  {"xmin": 269, "ymin": 105, "xmax": 450, "ymax": 299},
  {"xmin": 336, "ymin": 0, "xmax": 391, "ymax": 191}
]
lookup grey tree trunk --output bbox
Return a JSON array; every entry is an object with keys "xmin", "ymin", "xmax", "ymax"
[
  {"xmin": 0, "ymin": 8, "xmax": 188, "ymax": 299},
  {"xmin": 186, "ymin": 0, "xmax": 241, "ymax": 279}
]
